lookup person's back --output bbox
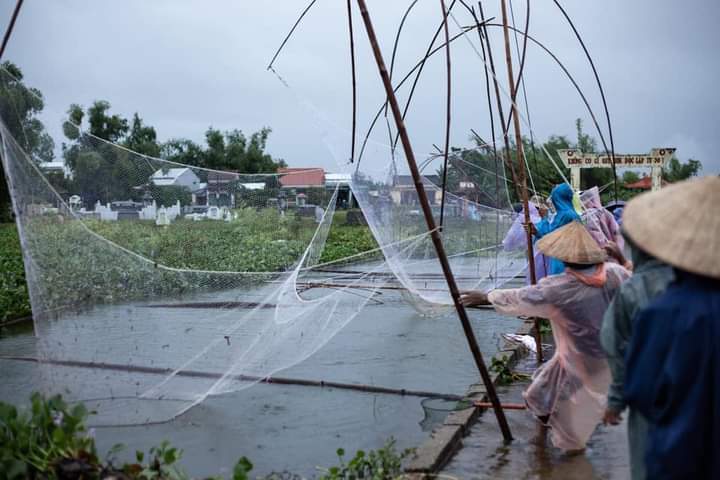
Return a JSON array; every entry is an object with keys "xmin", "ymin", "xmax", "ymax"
[
  {"xmin": 581, "ymin": 187, "xmax": 624, "ymax": 251},
  {"xmin": 619, "ymin": 175, "xmax": 720, "ymax": 480},
  {"xmin": 624, "ymin": 272, "xmax": 720, "ymax": 479},
  {"xmin": 600, "ymin": 242, "xmax": 674, "ymax": 479}
]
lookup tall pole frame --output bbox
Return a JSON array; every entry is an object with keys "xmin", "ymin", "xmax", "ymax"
[
  {"xmin": 0, "ymin": 0, "xmax": 24, "ymax": 61},
  {"xmin": 355, "ymin": 0, "xmax": 512, "ymax": 442},
  {"xmin": 499, "ymin": 0, "xmax": 543, "ymax": 362}
]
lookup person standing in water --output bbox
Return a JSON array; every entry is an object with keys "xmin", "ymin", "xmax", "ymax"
[{"xmin": 461, "ymin": 221, "xmax": 630, "ymax": 452}]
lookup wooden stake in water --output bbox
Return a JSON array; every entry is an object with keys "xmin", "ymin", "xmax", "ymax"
[{"xmin": 355, "ymin": 0, "xmax": 512, "ymax": 443}]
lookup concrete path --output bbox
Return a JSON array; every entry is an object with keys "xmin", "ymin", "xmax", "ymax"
[{"xmin": 441, "ymin": 357, "xmax": 632, "ymax": 480}]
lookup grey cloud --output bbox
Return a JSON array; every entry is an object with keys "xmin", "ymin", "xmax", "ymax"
[{"xmin": 4, "ymin": 0, "xmax": 718, "ymax": 175}]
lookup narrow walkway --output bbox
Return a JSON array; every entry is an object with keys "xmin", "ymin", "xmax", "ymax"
[{"xmin": 441, "ymin": 356, "xmax": 631, "ymax": 479}]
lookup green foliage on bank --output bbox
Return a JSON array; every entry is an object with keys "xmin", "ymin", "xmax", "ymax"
[
  {"xmin": 0, "ymin": 393, "xmax": 409, "ymax": 480},
  {"xmin": 0, "ymin": 224, "xmax": 29, "ymax": 322},
  {"xmin": 0, "ymin": 212, "xmax": 379, "ymax": 321}
]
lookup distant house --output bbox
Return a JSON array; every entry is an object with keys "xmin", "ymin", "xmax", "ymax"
[
  {"xmin": 150, "ymin": 168, "xmax": 202, "ymax": 190},
  {"xmin": 40, "ymin": 161, "xmax": 69, "ymax": 177},
  {"xmin": 239, "ymin": 182, "xmax": 266, "ymax": 191},
  {"xmin": 325, "ymin": 172, "xmax": 355, "ymax": 208},
  {"xmin": 279, "ymin": 168, "xmax": 326, "ymax": 190},
  {"xmin": 188, "ymin": 171, "xmax": 240, "ymax": 207},
  {"xmin": 391, "ymin": 175, "xmax": 441, "ymax": 205},
  {"xmin": 624, "ymin": 176, "xmax": 669, "ymax": 190}
]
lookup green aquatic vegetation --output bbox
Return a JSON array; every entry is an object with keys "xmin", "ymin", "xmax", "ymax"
[
  {"xmin": 0, "ymin": 211, "xmax": 381, "ymax": 315},
  {"xmin": 0, "ymin": 393, "xmax": 411, "ymax": 480},
  {"xmin": 490, "ymin": 354, "xmax": 530, "ymax": 386},
  {"xmin": 0, "ymin": 223, "xmax": 30, "ymax": 323},
  {"xmin": 0, "ymin": 393, "xmax": 255, "ymax": 480},
  {"xmin": 318, "ymin": 439, "xmax": 414, "ymax": 480}
]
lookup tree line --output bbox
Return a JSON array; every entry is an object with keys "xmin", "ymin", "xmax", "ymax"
[
  {"xmin": 439, "ymin": 118, "xmax": 703, "ymax": 208},
  {"xmin": 0, "ymin": 60, "xmax": 704, "ymax": 219},
  {"xmin": 0, "ymin": 61, "xmax": 287, "ymax": 214}
]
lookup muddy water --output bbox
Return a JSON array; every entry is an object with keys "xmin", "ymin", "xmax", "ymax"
[
  {"xmin": 442, "ymin": 356, "xmax": 631, "ymax": 480},
  {"xmin": 0, "ymin": 284, "xmax": 521, "ymax": 478}
]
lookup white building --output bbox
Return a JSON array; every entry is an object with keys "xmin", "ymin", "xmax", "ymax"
[
  {"xmin": 150, "ymin": 167, "xmax": 202, "ymax": 190},
  {"xmin": 40, "ymin": 161, "xmax": 70, "ymax": 177}
]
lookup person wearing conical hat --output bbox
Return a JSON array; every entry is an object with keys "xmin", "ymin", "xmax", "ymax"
[
  {"xmin": 461, "ymin": 221, "xmax": 631, "ymax": 451},
  {"xmin": 620, "ymin": 176, "xmax": 720, "ymax": 480}
]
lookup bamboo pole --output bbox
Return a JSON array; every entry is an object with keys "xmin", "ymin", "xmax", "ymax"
[
  {"xmin": 0, "ymin": 355, "xmax": 464, "ymax": 401},
  {"xmin": 0, "ymin": 0, "xmax": 24, "ymax": 61},
  {"xmin": 438, "ymin": 0, "xmax": 452, "ymax": 229},
  {"xmin": 475, "ymin": 401, "xmax": 526, "ymax": 410},
  {"xmin": 499, "ymin": 0, "xmax": 543, "ymax": 362},
  {"xmin": 355, "ymin": 0, "xmax": 512, "ymax": 442}
]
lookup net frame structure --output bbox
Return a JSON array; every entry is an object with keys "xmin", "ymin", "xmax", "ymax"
[{"xmin": 0, "ymin": 0, "xmax": 620, "ymax": 444}]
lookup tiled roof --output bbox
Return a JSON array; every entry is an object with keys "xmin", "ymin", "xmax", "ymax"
[
  {"xmin": 393, "ymin": 175, "xmax": 441, "ymax": 187},
  {"xmin": 279, "ymin": 168, "xmax": 325, "ymax": 187}
]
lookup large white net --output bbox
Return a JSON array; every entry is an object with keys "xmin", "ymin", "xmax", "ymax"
[{"xmin": 0, "ymin": 4, "xmax": 532, "ymax": 426}]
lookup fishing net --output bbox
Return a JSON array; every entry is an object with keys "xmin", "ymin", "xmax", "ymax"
[{"xmin": 0, "ymin": 3, "xmax": 530, "ymax": 426}]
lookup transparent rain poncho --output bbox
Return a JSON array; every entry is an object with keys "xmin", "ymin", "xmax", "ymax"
[
  {"xmin": 487, "ymin": 262, "xmax": 631, "ymax": 450},
  {"xmin": 502, "ymin": 202, "xmax": 549, "ymax": 284},
  {"xmin": 580, "ymin": 187, "xmax": 624, "ymax": 251}
]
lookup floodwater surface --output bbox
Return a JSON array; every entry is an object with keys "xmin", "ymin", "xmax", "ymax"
[{"xmin": 0, "ymin": 277, "xmax": 522, "ymax": 477}]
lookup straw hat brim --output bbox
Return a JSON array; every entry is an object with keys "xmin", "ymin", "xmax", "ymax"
[
  {"xmin": 536, "ymin": 221, "xmax": 607, "ymax": 265},
  {"xmin": 622, "ymin": 176, "xmax": 720, "ymax": 279}
]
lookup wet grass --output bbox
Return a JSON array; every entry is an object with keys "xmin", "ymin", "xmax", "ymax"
[
  {"xmin": 0, "ymin": 223, "xmax": 30, "ymax": 323},
  {"xmin": 0, "ymin": 213, "xmax": 378, "ymax": 320}
]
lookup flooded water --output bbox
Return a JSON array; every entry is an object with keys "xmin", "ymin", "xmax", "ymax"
[
  {"xmin": 0, "ymin": 276, "xmax": 522, "ymax": 477},
  {"xmin": 442, "ymin": 356, "xmax": 631, "ymax": 480}
]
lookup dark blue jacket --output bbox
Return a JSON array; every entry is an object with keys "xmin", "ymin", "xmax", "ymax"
[{"xmin": 624, "ymin": 271, "xmax": 720, "ymax": 480}]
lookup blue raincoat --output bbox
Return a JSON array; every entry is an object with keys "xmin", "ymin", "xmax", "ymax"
[
  {"xmin": 534, "ymin": 183, "xmax": 581, "ymax": 274},
  {"xmin": 624, "ymin": 271, "xmax": 720, "ymax": 480}
]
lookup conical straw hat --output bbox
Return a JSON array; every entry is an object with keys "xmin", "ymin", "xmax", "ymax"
[
  {"xmin": 623, "ymin": 176, "xmax": 720, "ymax": 279},
  {"xmin": 536, "ymin": 220, "xmax": 607, "ymax": 265}
]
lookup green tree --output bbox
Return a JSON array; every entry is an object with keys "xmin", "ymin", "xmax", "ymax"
[
  {"xmin": 199, "ymin": 127, "xmax": 286, "ymax": 173},
  {"xmin": 0, "ymin": 62, "xmax": 55, "ymax": 221},
  {"xmin": 161, "ymin": 138, "xmax": 204, "ymax": 166},
  {"xmin": 161, "ymin": 127, "xmax": 286, "ymax": 173},
  {"xmin": 124, "ymin": 113, "xmax": 161, "ymax": 157},
  {"xmin": 663, "ymin": 156, "xmax": 702, "ymax": 182},
  {"xmin": 62, "ymin": 102, "xmax": 154, "ymax": 206}
]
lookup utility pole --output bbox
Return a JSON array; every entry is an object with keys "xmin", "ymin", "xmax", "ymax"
[{"xmin": 499, "ymin": 0, "xmax": 543, "ymax": 362}]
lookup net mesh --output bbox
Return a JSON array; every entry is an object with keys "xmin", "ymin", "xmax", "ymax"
[{"xmin": 0, "ymin": 31, "xmax": 527, "ymax": 426}]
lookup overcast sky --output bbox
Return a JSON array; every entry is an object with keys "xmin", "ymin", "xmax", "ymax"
[{"xmin": 4, "ymin": 0, "xmax": 720, "ymax": 178}]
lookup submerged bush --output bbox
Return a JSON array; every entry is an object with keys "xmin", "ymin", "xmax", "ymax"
[
  {"xmin": 1, "ymin": 393, "xmax": 413, "ymax": 480},
  {"xmin": 318, "ymin": 439, "xmax": 413, "ymax": 480},
  {"xmin": 0, "ymin": 223, "xmax": 30, "ymax": 323},
  {"xmin": 0, "ymin": 393, "xmax": 253, "ymax": 480}
]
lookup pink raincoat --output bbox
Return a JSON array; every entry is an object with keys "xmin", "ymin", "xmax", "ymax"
[
  {"xmin": 580, "ymin": 187, "xmax": 624, "ymax": 251},
  {"xmin": 488, "ymin": 262, "xmax": 630, "ymax": 450},
  {"xmin": 502, "ymin": 203, "xmax": 549, "ymax": 284}
]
